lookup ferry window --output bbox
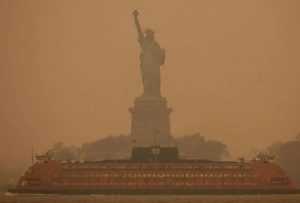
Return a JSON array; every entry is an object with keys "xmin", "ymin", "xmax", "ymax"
[
  {"xmin": 224, "ymin": 165, "xmax": 234, "ymax": 169},
  {"xmin": 271, "ymin": 178, "xmax": 288, "ymax": 184},
  {"xmin": 26, "ymin": 178, "xmax": 42, "ymax": 185}
]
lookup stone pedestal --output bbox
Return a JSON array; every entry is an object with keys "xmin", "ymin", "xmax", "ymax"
[{"xmin": 129, "ymin": 96, "xmax": 173, "ymax": 146}]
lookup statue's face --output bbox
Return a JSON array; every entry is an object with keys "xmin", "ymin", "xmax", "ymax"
[{"xmin": 145, "ymin": 30, "xmax": 154, "ymax": 41}]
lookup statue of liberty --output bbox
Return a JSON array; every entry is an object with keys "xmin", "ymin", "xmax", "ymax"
[{"xmin": 133, "ymin": 9, "xmax": 166, "ymax": 98}]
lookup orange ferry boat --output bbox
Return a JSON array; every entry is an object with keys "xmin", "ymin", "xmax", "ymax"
[{"xmin": 9, "ymin": 145, "xmax": 299, "ymax": 194}]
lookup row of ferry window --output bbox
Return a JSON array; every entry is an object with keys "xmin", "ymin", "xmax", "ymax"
[
  {"xmin": 62, "ymin": 165, "xmax": 249, "ymax": 170},
  {"xmin": 52, "ymin": 182, "xmax": 258, "ymax": 186},
  {"xmin": 55, "ymin": 172, "xmax": 257, "ymax": 178}
]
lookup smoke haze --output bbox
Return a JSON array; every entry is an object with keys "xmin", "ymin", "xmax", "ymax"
[{"xmin": 1, "ymin": 0, "xmax": 300, "ymax": 169}]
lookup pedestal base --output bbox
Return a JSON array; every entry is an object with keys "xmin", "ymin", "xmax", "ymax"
[{"xmin": 129, "ymin": 96, "xmax": 173, "ymax": 146}]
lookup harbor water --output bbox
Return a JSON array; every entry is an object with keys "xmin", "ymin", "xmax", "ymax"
[{"xmin": 1, "ymin": 192, "xmax": 300, "ymax": 203}]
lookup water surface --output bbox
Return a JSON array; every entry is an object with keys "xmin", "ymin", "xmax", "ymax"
[{"xmin": 1, "ymin": 193, "xmax": 300, "ymax": 203}]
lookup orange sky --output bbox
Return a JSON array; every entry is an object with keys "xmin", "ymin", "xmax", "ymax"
[{"xmin": 1, "ymin": 0, "xmax": 300, "ymax": 167}]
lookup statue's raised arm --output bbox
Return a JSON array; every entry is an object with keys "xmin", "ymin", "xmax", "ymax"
[{"xmin": 133, "ymin": 9, "xmax": 144, "ymax": 41}]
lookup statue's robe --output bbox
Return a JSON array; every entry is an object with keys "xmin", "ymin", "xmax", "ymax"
[{"xmin": 139, "ymin": 36, "xmax": 165, "ymax": 97}]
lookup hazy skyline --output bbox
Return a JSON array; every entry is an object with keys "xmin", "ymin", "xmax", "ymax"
[{"xmin": 1, "ymin": 0, "xmax": 300, "ymax": 167}]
